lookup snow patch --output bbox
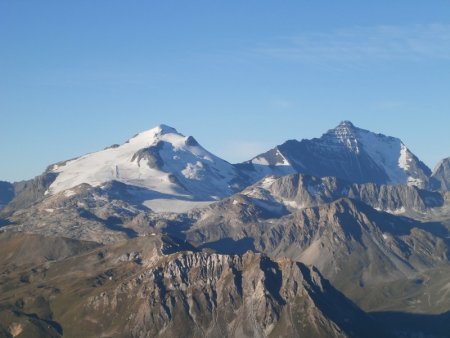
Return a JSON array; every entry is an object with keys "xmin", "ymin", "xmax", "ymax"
[
  {"xmin": 385, "ymin": 207, "xmax": 406, "ymax": 215},
  {"xmin": 143, "ymin": 199, "xmax": 212, "ymax": 213},
  {"xmin": 283, "ymin": 200, "xmax": 303, "ymax": 209},
  {"xmin": 275, "ymin": 150, "xmax": 291, "ymax": 166},
  {"xmin": 252, "ymin": 156, "xmax": 269, "ymax": 165},
  {"xmin": 260, "ymin": 176, "xmax": 277, "ymax": 189},
  {"xmin": 181, "ymin": 161, "xmax": 205, "ymax": 180},
  {"xmin": 64, "ymin": 190, "xmax": 76, "ymax": 197},
  {"xmin": 356, "ymin": 129, "xmax": 409, "ymax": 184},
  {"xmin": 407, "ymin": 177, "xmax": 424, "ymax": 187},
  {"xmin": 398, "ymin": 144, "xmax": 411, "ymax": 170}
]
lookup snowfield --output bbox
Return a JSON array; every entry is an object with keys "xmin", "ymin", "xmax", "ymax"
[{"xmin": 48, "ymin": 125, "xmax": 243, "ymax": 211}]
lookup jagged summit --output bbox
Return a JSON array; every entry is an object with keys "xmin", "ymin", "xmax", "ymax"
[
  {"xmin": 322, "ymin": 120, "xmax": 360, "ymax": 153},
  {"xmin": 240, "ymin": 121, "xmax": 431, "ymax": 187},
  {"xmin": 338, "ymin": 120, "xmax": 355, "ymax": 127}
]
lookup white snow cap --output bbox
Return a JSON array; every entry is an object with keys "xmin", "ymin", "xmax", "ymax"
[{"xmin": 47, "ymin": 124, "xmax": 241, "ymax": 205}]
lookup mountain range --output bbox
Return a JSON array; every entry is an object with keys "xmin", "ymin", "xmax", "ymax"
[
  {"xmin": 2, "ymin": 121, "xmax": 448, "ymax": 215},
  {"xmin": 1, "ymin": 121, "xmax": 450, "ymax": 337}
]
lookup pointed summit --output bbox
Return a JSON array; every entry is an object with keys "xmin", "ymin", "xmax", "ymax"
[
  {"xmin": 337, "ymin": 120, "xmax": 355, "ymax": 128},
  {"xmin": 154, "ymin": 124, "xmax": 179, "ymax": 135},
  {"xmin": 241, "ymin": 121, "xmax": 431, "ymax": 188},
  {"xmin": 323, "ymin": 120, "xmax": 360, "ymax": 153},
  {"xmin": 431, "ymin": 157, "xmax": 450, "ymax": 191}
]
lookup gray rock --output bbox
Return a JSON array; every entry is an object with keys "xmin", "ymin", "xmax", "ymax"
[
  {"xmin": 1, "ymin": 172, "xmax": 57, "ymax": 216},
  {"xmin": 431, "ymin": 157, "xmax": 450, "ymax": 191}
]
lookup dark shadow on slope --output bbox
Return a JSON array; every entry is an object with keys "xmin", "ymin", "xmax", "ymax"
[
  {"xmin": 199, "ymin": 237, "xmax": 256, "ymax": 255},
  {"xmin": 78, "ymin": 209, "xmax": 138, "ymax": 238},
  {"xmin": 19, "ymin": 312, "xmax": 64, "ymax": 336},
  {"xmin": 0, "ymin": 305, "xmax": 63, "ymax": 337},
  {"xmin": 297, "ymin": 263, "xmax": 390, "ymax": 338},
  {"xmin": 417, "ymin": 188, "xmax": 445, "ymax": 208},
  {"xmin": 414, "ymin": 220, "xmax": 450, "ymax": 238},
  {"xmin": 160, "ymin": 235, "xmax": 198, "ymax": 255},
  {"xmin": 346, "ymin": 198, "xmax": 450, "ymax": 238},
  {"xmin": 371, "ymin": 310, "xmax": 450, "ymax": 337},
  {"xmin": 162, "ymin": 216, "xmax": 195, "ymax": 241},
  {"xmin": 260, "ymin": 256, "xmax": 285, "ymax": 305},
  {"xmin": 0, "ymin": 218, "xmax": 13, "ymax": 228},
  {"xmin": 104, "ymin": 216, "xmax": 138, "ymax": 238}
]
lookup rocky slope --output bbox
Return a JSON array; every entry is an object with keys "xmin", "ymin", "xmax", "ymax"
[
  {"xmin": 239, "ymin": 173, "xmax": 444, "ymax": 217},
  {"xmin": 1, "ymin": 182, "xmax": 165, "ymax": 243},
  {"xmin": 0, "ymin": 231, "xmax": 384, "ymax": 338},
  {"xmin": 431, "ymin": 157, "xmax": 450, "ymax": 191},
  {"xmin": 186, "ymin": 197, "xmax": 450, "ymax": 309},
  {"xmin": 0, "ymin": 172, "xmax": 57, "ymax": 216}
]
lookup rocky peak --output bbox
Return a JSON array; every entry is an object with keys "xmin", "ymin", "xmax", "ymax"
[
  {"xmin": 431, "ymin": 157, "xmax": 450, "ymax": 191},
  {"xmin": 80, "ymin": 248, "xmax": 382, "ymax": 337},
  {"xmin": 241, "ymin": 121, "xmax": 431, "ymax": 188},
  {"xmin": 321, "ymin": 120, "xmax": 360, "ymax": 153}
]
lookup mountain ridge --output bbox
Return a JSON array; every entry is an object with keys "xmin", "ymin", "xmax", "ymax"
[
  {"xmin": 3, "ymin": 121, "xmax": 447, "ymax": 216},
  {"xmin": 238, "ymin": 121, "xmax": 432, "ymax": 189}
]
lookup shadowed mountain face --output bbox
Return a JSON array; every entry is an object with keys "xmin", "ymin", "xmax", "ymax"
[
  {"xmin": 0, "ymin": 173, "xmax": 57, "ymax": 217},
  {"xmin": 238, "ymin": 121, "xmax": 432, "ymax": 188},
  {"xmin": 0, "ymin": 232, "xmax": 385, "ymax": 338},
  {"xmin": 431, "ymin": 157, "xmax": 450, "ymax": 191},
  {"xmin": 0, "ymin": 181, "xmax": 14, "ymax": 211}
]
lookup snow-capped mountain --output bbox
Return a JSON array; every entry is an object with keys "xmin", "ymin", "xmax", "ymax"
[
  {"xmin": 239, "ymin": 121, "xmax": 431, "ymax": 188},
  {"xmin": 1, "ymin": 121, "xmax": 438, "ymax": 215},
  {"xmin": 46, "ymin": 124, "xmax": 245, "ymax": 212}
]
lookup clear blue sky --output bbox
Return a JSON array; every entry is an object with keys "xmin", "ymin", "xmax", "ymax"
[{"xmin": 1, "ymin": 1, "xmax": 450, "ymax": 182}]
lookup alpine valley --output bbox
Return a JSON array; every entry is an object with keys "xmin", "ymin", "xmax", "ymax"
[{"xmin": 1, "ymin": 121, "xmax": 450, "ymax": 338}]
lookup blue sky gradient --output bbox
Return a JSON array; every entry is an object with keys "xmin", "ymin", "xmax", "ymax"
[{"xmin": 1, "ymin": 1, "xmax": 450, "ymax": 181}]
